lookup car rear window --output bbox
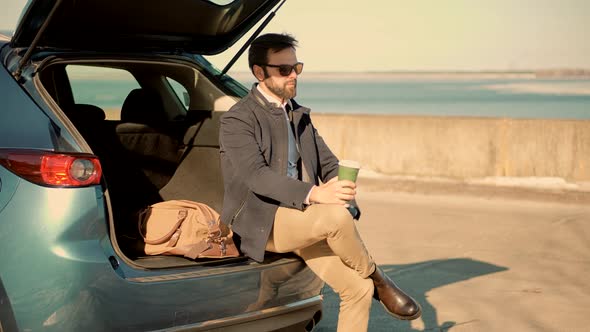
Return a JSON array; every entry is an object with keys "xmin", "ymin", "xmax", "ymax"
[{"xmin": 66, "ymin": 65, "xmax": 140, "ymax": 120}]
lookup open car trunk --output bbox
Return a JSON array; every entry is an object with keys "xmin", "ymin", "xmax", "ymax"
[
  {"xmin": 0, "ymin": 50, "xmax": 326, "ymax": 330},
  {"xmin": 37, "ymin": 55, "xmax": 253, "ymax": 267},
  {"xmin": 7, "ymin": 0, "xmax": 298, "ymax": 271}
]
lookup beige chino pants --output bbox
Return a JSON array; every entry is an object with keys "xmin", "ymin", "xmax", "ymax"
[{"xmin": 266, "ymin": 204, "xmax": 377, "ymax": 332}]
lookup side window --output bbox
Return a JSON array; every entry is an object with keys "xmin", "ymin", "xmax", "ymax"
[
  {"xmin": 66, "ymin": 65, "xmax": 140, "ymax": 120},
  {"xmin": 166, "ymin": 77, "xmax": 190, "ymax": 110}
]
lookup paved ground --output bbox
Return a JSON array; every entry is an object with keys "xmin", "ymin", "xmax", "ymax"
[{"xmin": 313, "ymin": 179, "xmax": 590, "ymax": 331}]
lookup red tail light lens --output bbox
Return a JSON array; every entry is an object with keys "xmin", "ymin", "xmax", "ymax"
[{"xmin": 0, "ymin": 149, "xmax": 102, "ymax": 187}]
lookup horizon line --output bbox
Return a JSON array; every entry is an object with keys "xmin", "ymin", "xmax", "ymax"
[
  {"xmin": 229, "ymin": 68, "xmax": 590, "ymax": 74},
  {"xmin": 228, "ymin": 69, "xmax": 590, "ymax": 79}
]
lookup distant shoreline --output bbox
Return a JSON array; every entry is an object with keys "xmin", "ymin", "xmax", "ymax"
[{"xmin": 229, "ymin": 69, "xmax": 590, "ymax": 81}]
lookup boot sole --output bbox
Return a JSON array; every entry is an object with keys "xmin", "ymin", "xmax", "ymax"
[{"xmin": 379, "ymin": 300, "xmax": 422, "ymax": 321}]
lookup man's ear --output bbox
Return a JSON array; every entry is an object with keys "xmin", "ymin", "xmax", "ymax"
[{"xmin": 253, "ymin": 65, "xmax": 265, "ymax": 81}]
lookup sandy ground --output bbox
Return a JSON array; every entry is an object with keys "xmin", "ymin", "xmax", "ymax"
[{"xmin": 313, "ymin": 178, "xmax": 590, "ymax": 331}]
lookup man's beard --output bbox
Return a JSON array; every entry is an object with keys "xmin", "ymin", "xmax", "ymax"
[{"xmin": 265, "ymin": 78, "xmax": 297, "ymax": 100}]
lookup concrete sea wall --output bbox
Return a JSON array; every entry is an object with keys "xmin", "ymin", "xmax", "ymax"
[{"xmin": 310, "ymin": 114, "xmax": 590, "ymax": 183}]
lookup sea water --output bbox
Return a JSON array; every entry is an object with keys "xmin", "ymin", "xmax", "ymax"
[
  {"xmin": 72, "ymin": 76, "xmax": 590, "ymax": 120},
  {"xmin": 291, "ymin": 78, "xmax": 590, "ymax": 119}
]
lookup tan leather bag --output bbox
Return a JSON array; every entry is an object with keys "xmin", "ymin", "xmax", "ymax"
[{"xmin": 138, "ymin": 200, "xmax": 240, "ymax": 259}]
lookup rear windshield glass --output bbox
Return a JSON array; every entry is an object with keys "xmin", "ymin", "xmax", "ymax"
[
  {"xmin": 207, "ymin": 0, "xmax": 236, "ymax": 5},
  {"xmin": 66, "ymin": 65, "xmax": 140, "ymax": 120}
]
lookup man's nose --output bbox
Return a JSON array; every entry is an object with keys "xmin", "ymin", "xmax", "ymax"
[{"xmin": 288, "ymin": 69, "xmax": 298, "ymax": 78}]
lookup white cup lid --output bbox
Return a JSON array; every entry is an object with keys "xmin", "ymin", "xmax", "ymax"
[{"xmin": 338, "ymin": 160, "xmax": 361, "ymax": 169}]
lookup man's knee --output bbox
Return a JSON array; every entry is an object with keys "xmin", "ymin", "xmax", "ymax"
[{"xmin": 315, "ymin": 204, "xmax": 354, "ymax": 233}]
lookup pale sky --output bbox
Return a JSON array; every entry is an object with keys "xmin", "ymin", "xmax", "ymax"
[{"xmin": 2, "ymin": 0, "xmax": 589, "ymax": 72}]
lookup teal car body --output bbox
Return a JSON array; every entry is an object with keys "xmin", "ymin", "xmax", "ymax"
[{"xmin": 0, "ymin": 1, "xmax": 323, "ymax": 331}]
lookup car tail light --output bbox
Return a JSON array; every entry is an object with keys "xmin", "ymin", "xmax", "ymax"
[{"xmin": 0, "ymin": 149, "xmax": 102, "ymax": 187}]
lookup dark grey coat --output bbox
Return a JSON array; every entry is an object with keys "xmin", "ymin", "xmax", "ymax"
[{"xmin": 219, "ymin": 85, "xmax": 340, "ymax": 262}]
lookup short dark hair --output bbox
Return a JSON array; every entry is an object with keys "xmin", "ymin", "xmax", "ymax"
[{"xmin": 248, "ymin": 33, "xmax": 298, "ymax": 73}]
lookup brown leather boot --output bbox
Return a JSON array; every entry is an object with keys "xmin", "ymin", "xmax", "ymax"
[{"xmin": 370, "ymin": 266, "xmax": 422, "ymax": 320}]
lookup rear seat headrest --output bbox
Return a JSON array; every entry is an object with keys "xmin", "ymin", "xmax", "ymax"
[
  {"xmin": 66, "ymin": 104, "xmax": 106, "ymax": 123},
  {"xmin": 121, "ymin": 88, "xmax": 167, "ymax": 125}
]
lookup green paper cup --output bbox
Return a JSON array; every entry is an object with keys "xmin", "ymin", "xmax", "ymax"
[{"xmin": 338, "ymin": 160, "xmax": 361, "ymax": 182}]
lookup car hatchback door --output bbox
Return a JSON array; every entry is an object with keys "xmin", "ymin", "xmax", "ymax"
[{"xmin": 11, "ymin": 0, "xmax": 280, "ymax": 54}]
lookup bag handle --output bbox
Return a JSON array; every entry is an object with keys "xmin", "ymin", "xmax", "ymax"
[{"xmin": 138, "ymin": 209, "xmax": 188, "ymax": 245}]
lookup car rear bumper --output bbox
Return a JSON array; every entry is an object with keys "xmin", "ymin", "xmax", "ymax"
[{"xmin": 161, "ymin": 295, "xmax": 323, "ymax": 332}]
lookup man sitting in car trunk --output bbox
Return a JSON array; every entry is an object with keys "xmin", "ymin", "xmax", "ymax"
[{"xmin": 219, "ymin": 33, "xmax": 421, "ymax": 331}]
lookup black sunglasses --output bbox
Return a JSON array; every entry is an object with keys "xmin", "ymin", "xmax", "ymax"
[{"xmin": 263, "ymin": 62, "xmax": 304, "ymax": 76}]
